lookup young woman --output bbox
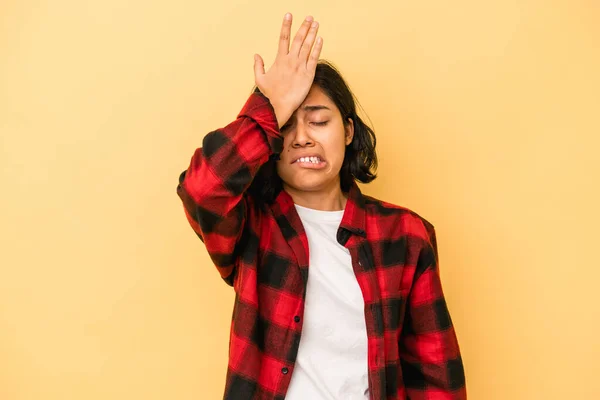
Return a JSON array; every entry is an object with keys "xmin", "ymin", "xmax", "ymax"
[{"xmin": 177, "ymin": 13, "xmax": 466, "ymax": 400}]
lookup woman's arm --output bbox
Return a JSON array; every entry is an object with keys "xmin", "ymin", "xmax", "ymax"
[
  {"xmin": 176, "ymin": 13, "xmax": 323, "ymax": 285},
  {"xmin": 400, "ymin": 224, "xmax": 467, "ymax": 399},
  {"xmin": 176, "ymin": 92, "xmax": 281, "ymax": 285}
]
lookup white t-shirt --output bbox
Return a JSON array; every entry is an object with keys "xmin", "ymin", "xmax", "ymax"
[{"xmin": 285, "ymin": 203, "xmax": 369, "ymax": 400}]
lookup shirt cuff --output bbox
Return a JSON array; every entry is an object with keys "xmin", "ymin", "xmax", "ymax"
[{"xmin": 237, "ymin": 92, "xmax": 283, "ymax": 154}]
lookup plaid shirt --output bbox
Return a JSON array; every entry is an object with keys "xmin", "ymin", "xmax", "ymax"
[{"xmin": 177, "ymin": 92, "xmax": 467, "ymax": 400}]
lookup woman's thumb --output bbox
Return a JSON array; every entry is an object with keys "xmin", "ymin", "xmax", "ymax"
[{"xmin": 253, "ymin": 54, "xmax": 265, "ymax": 77}]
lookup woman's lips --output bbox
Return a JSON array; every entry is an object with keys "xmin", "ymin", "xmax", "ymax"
[{"xmin": 292, "ymin": 159, "xmax": 327, "ymax": 169}]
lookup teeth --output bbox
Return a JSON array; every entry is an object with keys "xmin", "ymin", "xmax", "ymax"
[{"xmin": 297, "ymin": 156, "xmax": 321, "ymax": 164}]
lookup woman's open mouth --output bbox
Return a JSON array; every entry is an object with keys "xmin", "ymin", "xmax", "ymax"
[{"xmin": 292, "ymin": 156, "xmax": 327, "ymax": 169}]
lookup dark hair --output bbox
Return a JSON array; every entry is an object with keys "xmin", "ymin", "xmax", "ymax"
[{"xmin": 247, "ymin": 60, "xmax": 377, "ymax": 204}]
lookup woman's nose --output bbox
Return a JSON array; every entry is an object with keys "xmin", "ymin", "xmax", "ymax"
[{"xmin": 292, "ymin": 124, "xmax": 314, "ymax": 147}]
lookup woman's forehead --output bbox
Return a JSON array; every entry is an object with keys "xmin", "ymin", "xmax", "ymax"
[
  {"xmin": 304, "ymin": 85, "xmax": 329, "ymax": 102},
  {"xmin": 297, "ymin": 86, "xmax": 337, "ymax": 113}
]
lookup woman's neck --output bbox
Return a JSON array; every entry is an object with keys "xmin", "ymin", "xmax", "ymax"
[{"xmin": 283, "ymin": 181, "xmax": 348, "ymax": 211}]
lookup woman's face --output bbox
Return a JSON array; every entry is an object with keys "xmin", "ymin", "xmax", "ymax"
[{"xmin": 276, "ymin": 85, "xmax": 354, "ymax": 194}]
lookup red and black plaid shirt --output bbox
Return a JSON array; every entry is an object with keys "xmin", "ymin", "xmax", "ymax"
[{"xmin": 177, "ymin": 92, "xmax": 467, "ymax": 400}]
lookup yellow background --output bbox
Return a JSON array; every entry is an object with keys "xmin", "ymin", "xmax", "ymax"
[{"xmin": 1, "ymin": 1, "xmax": 599, "ymax": 399}]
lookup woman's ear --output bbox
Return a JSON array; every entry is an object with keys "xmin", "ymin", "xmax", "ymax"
[{"xmin": 345, "ymin": 117, "xmax": 354, "ymax": 145}]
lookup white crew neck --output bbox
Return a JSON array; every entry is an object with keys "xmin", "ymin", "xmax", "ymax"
[{"xmin": 294, "ymin": 203, "xmax": 345, "ymax": 223}]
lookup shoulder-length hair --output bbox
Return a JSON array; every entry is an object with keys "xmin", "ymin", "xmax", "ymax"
[{"xmin": 247, "ymin": 60, "xmax": 377, "ymax": 204}]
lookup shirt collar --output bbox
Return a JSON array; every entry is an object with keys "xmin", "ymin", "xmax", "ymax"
[
  {"xmin": 339, "ymin": 181, "xmax": 367, "ymax": 237},
  {"xmin": 272, "ymin": 180, "xmax": 367, "ymax": 238}
]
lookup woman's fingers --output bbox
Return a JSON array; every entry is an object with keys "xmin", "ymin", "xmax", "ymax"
[
  {"xmin": 290, "ymin": 16, "xmax": 314, "ymax": 57},
  {"xmin": 306, "ymin": 36, "xmax": 323, "ymax": 71},
  {"xmin": 299, "ymin": 20, "xmax": 319, "ymax": 64},
  {"xmin": 277, "ymin": 13, "xmax": 292, "ymax": 56},
  {"xmin": 254, "ymin": 12, "xmax": 323, "ymax": 124}
]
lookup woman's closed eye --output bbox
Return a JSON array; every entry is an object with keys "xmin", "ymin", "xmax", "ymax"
[{"xmin": 281, "ymin": 121, "xmax": 329, "ymax": 131}]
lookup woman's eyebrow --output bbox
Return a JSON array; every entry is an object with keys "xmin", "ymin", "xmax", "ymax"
[
  {"xmin": 286, "ymin": 105, "xmax": 331, "ymax": 122},
  {"xmin": 302, "ymin": 105, "xmax": 331, "ymax": 112}
]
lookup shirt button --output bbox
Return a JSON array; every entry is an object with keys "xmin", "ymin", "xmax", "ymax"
[
  {"xmin": 294, "ymin": 316, "xmax": 300, "ymax": 323},
  {"xmin": 281, "ymin": 367, "xmax": 289, "ymax": 375}
]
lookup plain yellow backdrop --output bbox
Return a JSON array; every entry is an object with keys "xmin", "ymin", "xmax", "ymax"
[{"xmin": 1, "ymin": 0, "xmax": 599, "ymax": 399}]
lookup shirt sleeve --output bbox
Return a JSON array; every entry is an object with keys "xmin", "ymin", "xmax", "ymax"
[
  {"xmin": 176, "ymin": 92, "xmax": 282, "ymax": 285},
  {"xmin": 400, "ymin": 223, "xmax": 467, "ymax": 399}
]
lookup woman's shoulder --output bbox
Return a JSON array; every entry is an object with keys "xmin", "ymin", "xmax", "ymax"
[{"xmin": 362, "ymin": 193, "xmax": 435, "ymax": 238}]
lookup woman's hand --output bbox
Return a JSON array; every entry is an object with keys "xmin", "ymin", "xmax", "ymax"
[{"xmin": 254, "ymin": 13, "xmax": 323, "ymax": 128}]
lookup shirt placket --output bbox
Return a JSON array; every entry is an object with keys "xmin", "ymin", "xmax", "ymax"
[{"xmin": 349, "ymin": 238, "xmax": 386, "ymax": 400}]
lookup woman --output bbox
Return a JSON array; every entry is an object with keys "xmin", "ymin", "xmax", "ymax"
[{"xmin": 177, "ymin": 12, "xmax": 466, "ymax": 400}]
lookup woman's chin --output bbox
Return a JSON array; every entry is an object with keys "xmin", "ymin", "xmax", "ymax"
[{"xmin": 283, "ymin": 176, "xmax": 338, "ymax": 193}]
